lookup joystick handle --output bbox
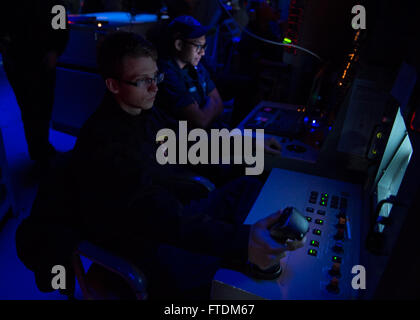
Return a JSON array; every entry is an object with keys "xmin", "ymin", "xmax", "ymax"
[
  {"xmin": 269, "ymin": 207, "xmax": 309, "ymax": 243},
  {"xmin": 249, "ymin": 207, "xmax": 309, "ymax": 280}
]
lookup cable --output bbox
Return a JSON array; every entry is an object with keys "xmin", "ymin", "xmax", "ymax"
[{"xmin": 216, "ymin": 0, "xmax": 322, "ymax": 61}]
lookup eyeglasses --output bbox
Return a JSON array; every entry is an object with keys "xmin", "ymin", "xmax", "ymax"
[
  {"xmin": 183, "ymin": 40, "xmax": 208, "ymax": 52},
  {"xmin": 119, "ymin": 72, "xmax": 165, "ymax": 88}
]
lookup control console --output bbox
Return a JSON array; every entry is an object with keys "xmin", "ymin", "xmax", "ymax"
[{"xmin": 212, "ymin": 168, "xmax": 363, "ymax": 300}]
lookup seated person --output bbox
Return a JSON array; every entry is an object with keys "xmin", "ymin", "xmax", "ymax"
[
  {"xmin": 155, "ymin": 15, "xmax": 225, "ymax": 129},
  {"xmin": 70, "ymin": 31, "xmax": 304, "ymax": 299},
  {"xmin": 154, "ymin": 16, "xmax": 282, "ymax": 176}
]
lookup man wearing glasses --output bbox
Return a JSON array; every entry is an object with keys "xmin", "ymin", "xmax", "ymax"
[
  {"xmin": 156, "ymin": 15, "xmax": 225, "ymax": 129},
  {"xmin": 69, "ymin": 31, "xmax": 303, "ymax": 299},
  {"xmin": 154, "ymin": 15, "xmax": 281, "ymax": 185}
]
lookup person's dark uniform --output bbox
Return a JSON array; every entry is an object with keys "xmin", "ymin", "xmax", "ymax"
[
  {"xmin": 158, "ymin": 58, "xmax": 216, "ymax": 113},
  {"xmin": 156, "ymin": 58, "xmax": 229, "ymax": 129},
  {"xmin": 70, "ymin": 92, "xmax": 262, "ymax": 299},
  {"xmin": 0, "ymin": 1, "xmax": 69, "ymax": 162},
  {"xmin": 156, "ymin": 56, "xmax": 251, "ymax": 185}
]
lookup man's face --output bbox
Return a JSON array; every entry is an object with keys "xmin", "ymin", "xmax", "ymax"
[
  {"xmin": 114, "ymin": 56, "xmax": 159, "ymax": 110},
  {"xmin": 180, "ymin": 35, "xmax": 206, "ymax": 66}
]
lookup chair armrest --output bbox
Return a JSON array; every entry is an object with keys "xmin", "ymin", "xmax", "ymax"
[
  {"xmin": 74, "ymin": 241, "xmax": 148, "ymax": 300},
  {"xmin": 167, "ymin": 173, "xmax": 216, "ymax": 193},
  {"xmin": 157, "ymin": 171, "xmax": 216, "ymax": 203}
]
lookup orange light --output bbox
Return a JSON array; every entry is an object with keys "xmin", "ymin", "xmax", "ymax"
[{"xmin": 98, "ymin": 23, "xmax": 102, "ymax": 27}]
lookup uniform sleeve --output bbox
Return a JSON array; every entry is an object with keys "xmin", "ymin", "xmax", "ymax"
[
  {"xmin": 128, "ymin": 188, "xmax": 251, "ymax": 264},
  {"xmin": 201, "ymin": 64, "xmax": 216, "ymax": 94}
]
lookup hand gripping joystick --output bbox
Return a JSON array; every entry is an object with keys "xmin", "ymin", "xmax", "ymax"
[{"xmin": 248, "ymin": 207, "xmax": 309, "ymax": 280}]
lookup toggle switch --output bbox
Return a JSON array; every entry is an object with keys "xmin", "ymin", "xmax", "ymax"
[
  {"xmin": 326, "ymin": 277, "xmax": 340, "ymax": 294},
  {"xmin": 334, "ymin": 229, "xmax": 344, "ymax": 240},
  {"xmin": 328, "ymin": 263, "xmax": 341, "ymax": 277},
  {"xmin": 337, "ymin": 217, "xmax": 346, "ymax": 229},
  {"xmin": 332, "ymin": 256, "xmax": 342, "ymax": 263}
]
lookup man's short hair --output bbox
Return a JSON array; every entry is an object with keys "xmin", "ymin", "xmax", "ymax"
[{"xmin": 97, "ymin": 31, "xmax": 158, "ymax": 79}]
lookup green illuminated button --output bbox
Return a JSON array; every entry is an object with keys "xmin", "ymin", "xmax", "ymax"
[
  {"xmin": 308, "ymin": 249, "xmax": 317, "ymax": 256},
  {"xmin": 310, "ymin": 240, "xmax": 319, "ymax": 247},
  {"xmin": 315, "ymin": 219, "xmax": 324, "ymax": 225},
  {"xmin": 332, "ymin": 256, "xmax": 342, "ymax": 263},
  {"xmin": 313, "ymin": 229, "xmax": 322, "ymax": 236},
  {"xmin": 306, "ymin": 216, "xmax": 312, "ymax": 222}
]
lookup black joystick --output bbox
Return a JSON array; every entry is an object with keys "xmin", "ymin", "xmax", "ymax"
[{"xmin": 248, "ymin": 207, "xmax": 309, "ymax": 280}]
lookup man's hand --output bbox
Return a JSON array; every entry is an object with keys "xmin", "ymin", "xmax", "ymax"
[
  {"xmin": 248, "ymin": 210, "xmax": 305, "ymax": 270},
  {"xmin": 264, "ymin": 137, "xmax": 282, "ymax": 155}
]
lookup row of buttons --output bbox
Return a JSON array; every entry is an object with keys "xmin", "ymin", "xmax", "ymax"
[
  {"xmin": 307, "ymin": 248, "xmax": 344, "ymax": 259},
  {"xmin": 309, "ymin": 191, "xmax": 318, "ymax": 204},
  {"xmin": 320, "ymin": 193, "xmax": 328, "ymax": 207},
  {"xmin": 306, "ymin": 220, "xmax": 346, "ymax": 258},
  {"xmin": 306, "ymin": 200, "xmax": 326, "ymax": 257},
  {"xmin": 326, "ymin": 210, "xmax": 349, "ymax": 294},
  {"xmin": 331, "ymin": 196, "xmax": 339, "ymax": 209},
  {"xmin": 306, "ymin": 207, "xmax": 326, "ymax": 215},
  {"xmin": 308, "ymin": 191, "xmax": 348, "ymax": 210},
  {"xmin": 305, "ymin": 216, "xmax": 324, "ymax": 225}
]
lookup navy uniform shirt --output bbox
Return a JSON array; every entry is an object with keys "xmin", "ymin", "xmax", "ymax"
[
  {"xmin": 156, "ymin": 58, "xmax": 216, "ymax": 120},
  {"xmin": 71, "ymin": 92, "xmax": 250, "ymax": 266}
]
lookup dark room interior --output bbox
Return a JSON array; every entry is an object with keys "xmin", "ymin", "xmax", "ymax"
[{"xmin": 0, "ymin": 0, "xmax": 419, "ymax": 303}]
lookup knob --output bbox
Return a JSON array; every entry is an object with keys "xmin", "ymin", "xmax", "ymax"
[
  {"xmin": 337, "ymin": 217, "xmax": 346, "ymax": 229},
  {"xmin": 328, "ymin": 263, "xmax": 341, "ymax": 277},
  {"xmin": 326, "ymin": 277, "xmax": 340, "ymax": 294},
  {"xmin": 334, "ymin": 229, "xmax": 345, "ymax": 240},
  {"xmin": 337, "ymin": 212, "xmax": 346, "ymax": 219}
]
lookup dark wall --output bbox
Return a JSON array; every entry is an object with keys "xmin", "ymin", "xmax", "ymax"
[{"xmin": 362, "ymin": 0, "xmax": 420, "ymax": 71}]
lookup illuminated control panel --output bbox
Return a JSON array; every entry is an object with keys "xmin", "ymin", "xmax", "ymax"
[
  {"xmin": 213, "ymin": 168, "xmax": 362, "ymax": 300},
  {"xmin": 301, "ymin": 187, "xmax": 358, "ymax": 297}
]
